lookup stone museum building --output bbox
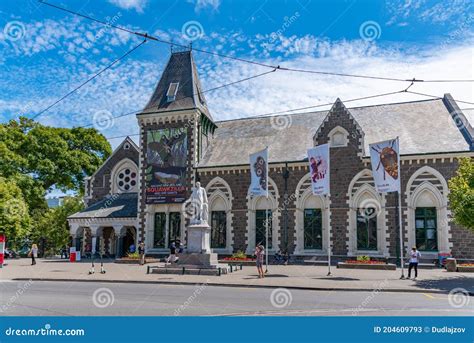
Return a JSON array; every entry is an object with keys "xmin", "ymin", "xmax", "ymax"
[{"xmin": 68, "ymin": 50, "xmax": 474, "ymax": 262}]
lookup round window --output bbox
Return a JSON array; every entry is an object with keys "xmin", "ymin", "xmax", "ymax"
[{"xmin": 116, "ymin": 167, "xmax": 137, "ymax": 192}]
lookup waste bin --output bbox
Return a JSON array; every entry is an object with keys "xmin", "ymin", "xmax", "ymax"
[
  {"xmin": 438, "ymin": 252, "xmax": 451, "ymax": 267},
  {"xmin": 69, "ymin": 247, "xmax": 76, "ymax": 262}
]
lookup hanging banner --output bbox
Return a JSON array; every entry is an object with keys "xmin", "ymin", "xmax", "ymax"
[
  {"xmin": 369, "ymin": 137, "xmax": 400, "ymax": 193},
  {"xmin": 307, "ymin": 143, "xmax": 330, "ymax": 196},
  {"xmin": 249, "ymin": 148, "xmax": 268, "ymax": 197},
  {"xmin": 145, "ymin": 128, "xmax": 188, "ymax": 204}
]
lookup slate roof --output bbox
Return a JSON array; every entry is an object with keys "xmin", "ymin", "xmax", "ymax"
[
  {"xmin": 139, "ymin": 51, "xmax": 212, "ymax": 121},
  {"xmin": 68, "ymin": 193, "xmax": 137, "ymax": 219},
  {"xmin": 198, "ymin": 97, "xmax": 473, "ymax": 168}
]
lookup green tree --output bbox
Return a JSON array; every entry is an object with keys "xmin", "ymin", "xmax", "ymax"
[
  {"xmin": 0, "ymin": 117, "xmax": 111, "ymax": 194},
  {"xmin": 448, "ymin": 158, "xmax": 474, "ymax": 231},
  {"xmin": 0, "ymin": 177, "xmax": 30, "ymax": 247},
  {"xmin": 31, "ymin": 197, "xmax": 84, "ymax": 256}
]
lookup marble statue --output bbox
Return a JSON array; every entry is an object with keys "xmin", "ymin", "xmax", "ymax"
[{"xmin": 189, "ymin": 181, "xmax": 209, "ymax": 225}]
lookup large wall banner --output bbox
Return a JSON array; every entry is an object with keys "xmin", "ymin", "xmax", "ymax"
[
  {"xmin": 145, "ymin": 128, "xmax": 188, "ymax": 204},
  {"xmin": 249, "ymin": 148, "xmax": 268, "ymax": 197},
  {"xmin": 369, "ymin": 137, "xmax": 400, "ymax": 193},
  {"xmin": 307, "ymin": 144, "xmax": 330, "ymax": 196}
]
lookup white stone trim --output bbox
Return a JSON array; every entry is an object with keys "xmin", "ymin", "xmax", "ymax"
[
  {"xmin": 405, "ymin": 166, "xmax": 450, "ymax": 255},
  {"xmin": 109, "ymin": 158, "xmax": 139, "ymax": 194},
  {"xmin": 347, "ymin": 183, "xmax": 389, "ymax": 257},
  {"xmin": 245, "ymin": 177, "xmax": 280, "ymax": 254},
  {"xmin": 328, "ymin": 126, "xmax": 349, "ymax": 147}
]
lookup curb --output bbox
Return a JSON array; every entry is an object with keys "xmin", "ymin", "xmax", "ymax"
[{"xmin": 11, "ymin": 278, "xmax": 469, "ymax": 295}]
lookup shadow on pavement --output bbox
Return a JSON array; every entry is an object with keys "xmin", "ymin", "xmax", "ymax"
[
  {"xmin": 413, "ymin": 275, "xmax": 474, "ymax": 294},
  {"xmin": 313, "ymin": 277, "xmax": 360, "ymax": 281}
]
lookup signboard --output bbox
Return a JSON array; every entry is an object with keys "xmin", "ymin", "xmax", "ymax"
[
  {"xmin": 307, "ymin": 144, "xmax": 330, "ymax": 196},
  {"xmin": 249, "ymin": 148, "xmax": 269, "ymax": 197},
  {"xmin": 145, "ymin": 128, "xmax": 188, "ymax": 204},
  {"xmin": 369, "ymin": 138, "xmax": 400, "ymax": 193}
]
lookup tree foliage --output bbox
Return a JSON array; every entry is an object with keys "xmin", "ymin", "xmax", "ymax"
[
  {"xmin": 0, "ymin": 117, "xmax": 111, "ymax": 193},
  {"xmin": 0, "ymin": 177, "xmax": 30, "ymax": 246},
  {"xmin": 448, "ymin": 158, "xmax": 474, "ymax": 231},
  {"xmin": 0, "ymin": 117, "xmax": 111, "ymax": 250},
  {"xmin": 31, "ymin": 197, "xmax": 84, "ymax": 255}
]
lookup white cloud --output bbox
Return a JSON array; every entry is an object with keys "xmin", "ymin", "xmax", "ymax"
[
  {"xmin": 189, "ymin": 0, "xmax": 221, "ymax": 12},
  {"xmin": 108, "ymin": 0, "xmax": 148, "ymax": 13}
]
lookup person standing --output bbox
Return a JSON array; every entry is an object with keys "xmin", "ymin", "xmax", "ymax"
[
  {"xmin": 138, "ymin": 241, "xmax": 145, "ymax": 265},
  {"xmin": 30, "ymin": 244, "xmax": 38, "ymax": 265},
  {"xmin": 408, "ymin": 246, "xmax": 421, "ymax": 279},
  {"xmin": 255, "ymin": 245, "xmax": 265, "ymax": 278}
]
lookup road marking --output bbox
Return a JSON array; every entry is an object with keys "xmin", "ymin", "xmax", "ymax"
[{"xmin": 422, "ymin": 293, "xmax": 435, "ymax": 299}]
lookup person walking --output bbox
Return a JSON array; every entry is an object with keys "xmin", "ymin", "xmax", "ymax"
[
  {"xmin": 408, "ymin": 246, "xmax": 421, "ymax": 279},
  {"xmin": 167, "ymin": 242, "xmax": 177, "ymax": 264},
  {"xmin": 138, "ymin": 241, "xmax": 145, "ymax": 265},
  {"xmin": 29, "ymin": 244, "xmax": 38, "ymax": 265},
  {"xmin": 255, "ymin": 244, "xmax": 265, "ymax": 278}
]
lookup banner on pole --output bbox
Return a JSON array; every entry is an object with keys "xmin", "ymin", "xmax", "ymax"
[
  {"xmin": 249, "ymin": 148, "xmax": 269, "ymax": 197},
  {"xmin": 307, "ymin": 144, "xmax": 330, "ymax": 196},
  {"xmin": 369, "ymin": 137, "xmax": 400, "ymax": 193}
]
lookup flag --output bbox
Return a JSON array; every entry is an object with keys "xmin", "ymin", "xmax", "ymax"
[
  {"xmin": 369, "ymin": 137, "xmax": 401, "ymax": 193},
  {"xmin": 307, "ymin": 144, "xmax": 330, "ymax": 196},
  {"xmin": 249, "ymin": 148, "xmax": 268, "ymax": 197}
]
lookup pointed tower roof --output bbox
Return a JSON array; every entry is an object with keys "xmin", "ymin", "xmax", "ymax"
[{"xmin": 140, "ymin": 50, "xmax": 212, "ymax": 121}]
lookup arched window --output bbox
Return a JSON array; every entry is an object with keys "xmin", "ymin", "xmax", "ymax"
[
  {"xmin": 347, "ymin": 170, "xmax": 388, "ymax": 257},
  {"xmin": 406, "ymin": 166, "xmax": 450, "ymax": 255},
  {"xmin": 246, "ymin": 177, "xmax": 279, "ymax": 254},
  {"xmin": 206, "ymin": 177, "xmax": 233, "ymax": 253},
  {"xmin": 294, "ymin": 173, "xmax": 330, "ymax": 254}
]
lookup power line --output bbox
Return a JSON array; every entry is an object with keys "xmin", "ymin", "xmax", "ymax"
[
  {"xmin": 405, "ymin": 91, "xmax": 474, "ymax": 106},
  {"xmin": 38, "ymin": 0, "xmax": 474, "ymax": 84},
  {"xmin": 82, "ymin": 68, "xmax": 277, "ymax": 128},
  {"xmin": 31, "ymin": 39, "xmax": 147, "ymax": 120},
  {"xmin": 102, "ymin": 88, "xmax": 408, "ymax": 141}
]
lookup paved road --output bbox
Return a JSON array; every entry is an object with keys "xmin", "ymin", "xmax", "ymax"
[{"xmin": 0, "ymin": 280, "xmax": 471, "ymax": 316}]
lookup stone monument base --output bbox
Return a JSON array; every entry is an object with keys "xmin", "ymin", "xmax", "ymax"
[{"xmin": 177, "ymin": 252, "xmax": 219, "ymax": 268}]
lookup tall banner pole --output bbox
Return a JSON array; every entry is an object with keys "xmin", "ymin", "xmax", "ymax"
[
  {"xmin": 265, "ymin": 146, "xmax": 269, "ymax": 274},
  {"xmin": 398, "ymin": 190, "xmax": 405, "ymax": 279},
  {"xmin": 369, "ymin": 137, "xmax": 404, "ymax": 279},
  {"xmin": 326, "ymin": 194, "xmax": 331, "ymax": 276}
]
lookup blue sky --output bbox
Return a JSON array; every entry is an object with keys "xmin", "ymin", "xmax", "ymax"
[{"xmin": 0, "ymin": 0, "xmax": 473, "ymax": 156}]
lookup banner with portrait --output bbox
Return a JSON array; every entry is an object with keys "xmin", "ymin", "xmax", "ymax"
[
  {"xmin": 307, "ymin": 144, "xmax": 330, "ymax": 196},
  {"xmin": 369, "ymin": 137, "xmax": 400, "ymax": 193},
  {"xmin": 145, "ymin": 128, "xmax": 188, "ymax": 203},
  {"xmin": 249, "ymin": 148, "xmax": 268, "ymax": 197}
]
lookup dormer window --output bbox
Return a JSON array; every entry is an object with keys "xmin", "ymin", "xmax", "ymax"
[{"xmin": 166, "ymin": 82, "xmax": 179, "ymax": 102}]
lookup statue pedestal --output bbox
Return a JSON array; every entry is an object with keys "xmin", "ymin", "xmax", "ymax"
[
  {"xmin": 186, "ymin": 224, "xmax": 211, "ymax": 253},
  {"xmin": 178, "ymin": 223, "xmax": 219, "ymax": 269}
]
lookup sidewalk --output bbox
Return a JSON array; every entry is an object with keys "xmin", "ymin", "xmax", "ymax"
[{"xmin": 1, "ymin": 258, "xmax": 472, "ymax": 294}]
